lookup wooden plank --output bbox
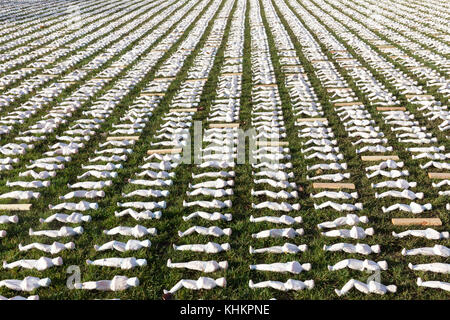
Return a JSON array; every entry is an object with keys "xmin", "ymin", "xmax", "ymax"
[
  {"xmin": 185, "ymin": 78, "xmax": 208, "ymax": 82},
  {"xmin": 361, "ymin": 155, "xmax": 399, "ymax": 161},
  {"xmin": 106, "ymin": 136, "xmax": 139, "ymax": 141},
  {"xmin": 311, "ymin": 60, "xmax": 329, "ymax": 63},
  {"xmin": 377, "ymin": 106, "xmax": 406, "ymax": 111},
  {"xmin": 256, "ymin": 141, "xmax": 289, "ymax": 146},
  {"xmin": 0, "ymin": 204, "xmax": 32, "ymax": 211},
  {"xmin": 405, "ymin": 94, "xmax": 433, "ymax": 99},
  {"xmin": 209, "ymin": 123, "xmax": 240, "ymax": 128},
  {"xmin": 334, "ymin": 101, "xmax": 363, "ymax": 107},
  {"xmin": 169, "ymin": 108, "xmax": 198, "ymax": 112},
  {"xmin": 254, "ymin": 84, "xmax": 277, "ymax": 88},
  {"xmin": 147, "ymin": 148, "xmax": 182, "ymax": 155},
  {"xmin": 376, "ymin": 45, "xmax": 396, "ymax": 49},
  {"xmin": 221, "ymin": 72, "xmax": 243, "ymax": 76},
  {"xmin": 296, "ymin": 118, "xmax": 327, "ymax": 122},
  {"xmin": 392, "ymin": 218, "xmax": 442, "ymax": 226},
  {"xmin": 312, "ymin": 182, "xmax": 355, "ymax": 189},
  {"xmin": 428, "ymin": 172, "xmax": 450, "ymax": 179},
  {"xmin": 153, "ymin": 77, "xmax": 176, "ymax": 81}
]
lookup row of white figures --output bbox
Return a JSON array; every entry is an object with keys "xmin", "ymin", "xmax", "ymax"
[
  {"xmin": 245, "ymin": 0, "xmax": 313, "ymax": 293},
  {"xmin": 269, "ymin": 0, "xmax": 395, "ymax": 296},
  {"xmin": 156, "ymin": 0, "xmax": 237, "ymax": 297},
  {"xmin": 0, "ymin": 0, "xmax": 213, "ymax": 297},
  {"xmin": 291, "ymin": 0, "xmax": 448, "ymax": 294}
]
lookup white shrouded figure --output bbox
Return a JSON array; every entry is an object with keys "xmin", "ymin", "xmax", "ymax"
[
  {"xmin": 94, "ymin": 240, "xmax": 151, "ymax": 252},
  {"xmin": 103, "ymin": 225, "xmax": 157, "ymax": 238},
  {"xmin": 417, "ymin": 278, "xmax": 450, "ymax": 292},
  {"xmin": 323, "ymin": 243, "xmax": 380, "ymax": 255},
  {"xmin": 59, "ymin": 190, "xmax": 105, "ymax": 200},
  {"xmin": 250, "ymin": 215, "xmax": 302, "ymax": 225},
  {"xmin": 0, "ymin": 276, "xmax": 51, "ymax": 292},
  {"xmin": 408, "ymin": 263, "xmax": 450, "ymax": 274},
  {"xmin": 173, "ymin": 242, "xmax": 230, "ymax": 253},
  {"xmin": 3, "ymin": 257, "xmax": 63, "ymax": 271},
  {"xmin": 178, "ymin": 226, "xmax": 231, "ymax": 237},
  {"xmin": 74, "ymin": 276, "xmax": 139, "ymax": 291},
  {"xmin": 335, "ymin": 280, "xmax": 397, "ymax": 296},
  {"xmin": 39, "ymin": 212, "xmax": 91, "ymax": 224},
  {"xmin": 401, "ymin": 245, "xmax": 449, "ymax": 257},
  {"xmin": 311, "ymin": 191, "xmax": 358, "ymax": 200},
  {"xmin": 371, "ymin": 179, "xmax": 416, "ymax": 189},
  {"xmin": 0, "ymin": 191, "xmax": 40, "ymax": 200},
  {"xmin": 48, "ymin": 201, "xmax": 98, "ymax": 211},
  {"xmin": 314, "ymin": 201, "xmax": 363, "ymax": 211},
  {"xmin": 375, "ymin": 190, "xmax": 423, "ymax": 200},
  {"xmin": 117, "ymin": 201, "xmax": 166, "ymax": 210},
  {"xmin": 0, "ymin": 215, "xmax": 18, "ymax": 224},
  {"xmin": 252, "ymin": 228, "xmax": 304, "ymax": 239},
  {"xmin": 68, "ymin": 181, "xmax": 112, "ymax": 189},
  {"xmin": 19, "ymin": 242, "xmax": 75, "ymax": 254},
  {"xmin": 251, "ymin": 202, "xmax": 300, "ymax": 212},
  {"xmin": 321, "ymin": 226, "xmax": 374, "ymax": 239},
  {"xmin": 382, "ymin": 202, "xmax": 432, "ymax": 214},
  {"xmin": 317, "ymin": 214, "xmax": 368, "ymax": 229},
  {"xmin": 183, "ymin": 199, "xmax": 232, "ymax": 209},
  {"xmin": 29, "ymin": 226, "xmax": 83, "ymax": 238},
  {"xmin": 164, "ymin": 277, "xmax": 226, "ymax": 295},
  {"xmin": 392, "ymin": 228, "xmax": 449, "ymax": 240},
  {"xmin": 0, "ymin": 295, "xmax": 39, "ymax": 300},
  {"xmin": 167, "ymin": 259, "xmax": 228, "ymax": 273},
  {"xmin": 250, "ymin": 261, "xmax": 311, "ymax": 274},
  {"xmin": 86, "ymin": 257, "xmax": 147, "ymax": 270},
  {"xmin": 182, "ymin": 211, "xmax": 232, "ymax": 222},
  {"xmin": 114, "ymin": 209, "xmax": 162, "ymax": 221},
  {"xmin": 249, "ymin": 279, "xmax": 314, "ymax": 291},
  {"xmin": 250, "ymin": 243, "xmax": 307, "ymax": 254},
  {"xmin": 328, "ymin": 259, "xmax": 388, "ymax": 272}
]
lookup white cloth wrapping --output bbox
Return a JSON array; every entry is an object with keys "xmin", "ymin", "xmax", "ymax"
[
  {"xmin": 103, "ymin": 225, "xmax": 157, "ymax": 238},
  {"xmin": 86, "ymin": 257, "xmax": 147, "ymax": 270},
  {"xmin": 250, "ymin": 261, "xmax": 311, "ymax": 274},
  {"xmin": 249, "ymin": 279, "xmax": 314, "ymax": 291},
  {"xmin": 117, "ymin": 201, "xmax": 166, "ymax": 210},
  {"xmin": 249, "ymin": 243, "xmax": 307, "ymax": 254},
  {"xmin": 416, "ymin": 277, "xmax": 450, "ymax": 292},
  {"xmin": 0, "ymin": 295, "xmax": 39, "ymax": 300},
  {"xmin": 408, "ymin": 263, "xmax": 450, "ymax": 274},
  {"xmin": 0, "ymin": 215, "xmax": 18, "ymax": 224},
  {"xmin": 178, "ymin": 226, "xmax": 231, "ymax": 237},
  {"xmin": 3, "ymin": 257, "xmax": 63, "ymax": 271},
  {"xmin": 167, "ymin": 259, "xmax": 228, "ymax": 272},
  {"xmin": 164, "ymin": 277, "xmax": 226, "ymax": 295},
  {"xmin": 19, "ymin": 241, "xmax": 75, "ymax": 254},
  {"xmin": 114, "ymin": 209, "xmax": 162, "ymax": 220},
  {"xmin": 311, "ymin": 191, "xmax": 358, "ymax": 200},
  {"xmin": 382, "ymin": 202, "xmax": 432, "ymax": 214},
  {"xmin": 0, "ymin": 277, "xmax": 50, "ymax": 292},
  {"xmin": 375, "ymin": 190, "xmax": 423, "ymax": 200},
  {"xmin": 94, "ymin": 240, "xmax": 151, "ymax": 252},
  {"xmin": 29, "ymin": 226, "xmax": 83, "ymax": 238},
  {"xmin": 321, "ymin": 226, "xmax": 374, "ymax": 239},
  {"xmin": 323, "ymin": 243, "xmax": 380, "ymax": 255},
  {"xmin": 335, "ymin": 280, "xmax": 397, "ymax": 296},
  {"xmin": 251, "ymin": 189, "xmax": 298, "ymax": 199},
  {"xmin": 59, "ymin": 190, "xmax": 105, "ymax": 200},
  {"xmin": 252, "ymin": 228, "xmax": 304, "ymax": 239},
  {"xmin": 122, "ymin": 189, "xmax": 169, "ymax": 198},
  {"xmin": 183, "ymin": 211, "xmax": 232, "ymax": 222},
  {"xmin": 251, "ymin": 202, "xmax": 300, "ymax": 212},
  {"xmin": 401, "ymin": 245, "xmax": 449, "ymax": 257},
  {"xmin": 317, "ymin": 214, "xmax": 368, "ymax": 229},
  {"xmin": 74, "ymin": 276, "xmax": 139, "ymax": 291},
  {"xmin": 68, "ymin": 181, "xmax": 112, "ymax": 189},
  {"xmin": 392, "ymin": 228, "xmax": 449, "ymax": 240},
  {"xmin": 0, "ymin": 191, "xmax": 40, "ymax": 200},
  {"xmin": 250, "ymin": 215, "xmax": 302, "ymax": 225},
  {"xmin": 328, "ymin": 259, "xmax": 388, "ymax": 272},
  {"xmin": 314, "ymin": 201, "xmax": 363, "ymax": 211},
  {"xmin": 183, "ymin": 199, "xmax": 232, "ymax": 209},
  {"xmin": 172, "ymin": 242, "xmax": 231, "ymax": 253},
  {"xmin": 371, "ymin": 179, "xmax": 416, "ymax": 189},
  {"xmin": 48, "ymin": 201, "xmax": 98, "ymax": 211},
  {"xmin": 6, "ymin": 180, "xmax": 50, "ymax": 188},
  {"xmin": 39, "ymin": 213, "xmax": 91, "ymax": 224}
]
